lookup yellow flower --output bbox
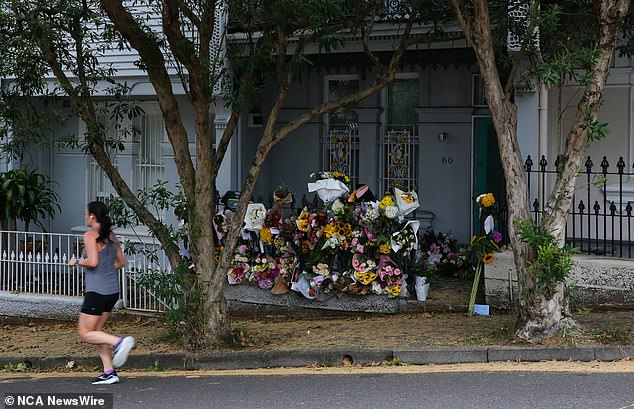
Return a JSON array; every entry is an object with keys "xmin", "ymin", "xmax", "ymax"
[
  {"xmin": 260, "ymin": 227, "xmax": 273, "ymax": 243},
  {"xmin": 389, "ymin": 285, "xmax": 402, "ymax": 296},
  {"xmin": 274, "ymin": 237, "xmax": 284, "ymax": 248},
  {"xmin": 296, "ymin": 210, "xmax": 310, "ymax": 232},
  {"xmin": 379, "ymin": 195, "xmax": 395, "ymax": 210},
  {"xmin": 481, "ymin": 193, "xmax": 495, "ymax": 208},
  {"xmin": 482, "ymin": 253, "xmax": 495, "ymax": 264},
  {"xmin": 297, "ymin": 219, "xmax": 308, "ymax": 232},
  {"xmin": 324, "ymin": 224, "xmax": 337, "ymax": 238},
  {"xmin": 398, "ymin": 192, "xmax": 415, "ymax": 204},
  {"xmin": 379, "ymin": 243, "xmax": 391, "ymax": 254}
]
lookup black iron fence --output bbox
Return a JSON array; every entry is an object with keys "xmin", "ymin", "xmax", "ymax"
[{"xmin": 526, "ymin": 155, "xmax": 634, "ymax": 258}]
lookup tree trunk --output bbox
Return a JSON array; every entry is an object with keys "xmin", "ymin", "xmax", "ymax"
[
  {"xmin": 516, "ymin": 282, "xmax": 575, "ymax": 339},
  {"xmin": 520, "ymin": 0, "xmax": 630, "ymax": 338},
  {"xmin": 449, "ymin": 0, "xmax": 563, "ymax": 338}
]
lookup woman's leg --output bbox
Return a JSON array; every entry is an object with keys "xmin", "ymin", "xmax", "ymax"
[
  {"xmin": 94, "ymin": 312, "xmax": 115, "ymax": 372},
  {"xmin": 78, "ymin": 313, "xmax": 120, "ymax": 346}
]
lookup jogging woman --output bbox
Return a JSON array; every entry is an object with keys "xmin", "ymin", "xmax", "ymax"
[{"xmin": 69, "ymin": 201, "xmax": 135, "ymax": 385}]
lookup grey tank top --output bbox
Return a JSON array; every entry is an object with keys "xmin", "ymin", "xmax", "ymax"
[{"xmin": 83, "ymin": 232, "xmax": 120, "ymax": 295}]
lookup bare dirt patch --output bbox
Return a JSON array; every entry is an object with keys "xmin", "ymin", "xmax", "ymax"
[{"xmin": 2, "ymin": 310, "xmax": 632, "ymax": 358}]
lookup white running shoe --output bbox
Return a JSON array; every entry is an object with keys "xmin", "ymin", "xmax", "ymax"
[{"xmin": 112, "ymin": 336, "xmax": 135, "ymax": 368}]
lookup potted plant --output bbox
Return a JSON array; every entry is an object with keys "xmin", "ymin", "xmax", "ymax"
[{"xmin": 0, "ymin": 168, "xmax": 60, "ymax": 232}]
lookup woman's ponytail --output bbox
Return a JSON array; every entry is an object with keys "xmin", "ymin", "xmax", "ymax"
[{"xmin": 87, "ymin": 201, "xmax": 113, "ymax": 243}]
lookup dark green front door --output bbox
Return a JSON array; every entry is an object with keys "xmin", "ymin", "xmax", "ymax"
[{"xmin": 472, "ymin": 116, "xmax": 505, "ymax": 235}]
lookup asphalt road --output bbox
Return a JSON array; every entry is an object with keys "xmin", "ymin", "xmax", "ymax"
[{"xmin": 1, "ymin": 370, "xmax": 633, "ymax": 409}]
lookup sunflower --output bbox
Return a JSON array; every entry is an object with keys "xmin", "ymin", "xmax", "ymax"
[
  {"xmin": 274, "ymin": 236, "xmax": 284, "ymax": 248},
  {"xmin": 482, "ymin": 253, "xmax": 495, "ymax": 264},
  {"xmin": 342, "ymin": 224, "xmax": 352, "ymax": 237},
  {"xmin": 214, "ymin": 246, "xmax": 223, "ymax": 262}
]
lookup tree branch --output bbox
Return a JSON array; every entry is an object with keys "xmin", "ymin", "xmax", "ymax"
[
  {"xmin": 35, "ymin": 33, "xmax": 181, "ymax": 266},
  {"xmin": 100, "ymin": 0, "xmax": 196, "ymax": 199}
]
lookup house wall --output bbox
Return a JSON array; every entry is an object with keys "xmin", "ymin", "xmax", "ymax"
[
  {"xmin": 548, "ymin": 84, "xmax": 630, "ymax": 165},
  {"xmin": 541, "ymin": 74, "xmax": 633, "ymax": 242},
  {"xmin": 18, "ymin": 95, "xmax": 237, "ymax": 234},
  {"xmin": 241, "ymin": 61, "xmax": 480, "ymax": 242}
]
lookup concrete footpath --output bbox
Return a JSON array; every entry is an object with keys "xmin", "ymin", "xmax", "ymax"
[{"xmin": 2, "ymin": 346, "xmax": 634, "ymax": 371}]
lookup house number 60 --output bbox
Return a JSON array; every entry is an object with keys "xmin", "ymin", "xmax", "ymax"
[{"xmin": 442, "ymin": 157, "xmax": 454, "ymax": 164}]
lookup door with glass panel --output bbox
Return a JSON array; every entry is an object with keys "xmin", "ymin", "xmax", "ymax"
[
  {"xmin": 323, "ymin": 77, "xmax": 360, "ymax": 188},
  {"xmin": 380, "ymin": 77, "xmax": 419, "ymax": 194}
]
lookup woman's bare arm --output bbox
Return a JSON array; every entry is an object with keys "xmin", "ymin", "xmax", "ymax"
[
  {"xmin": 78, "ymin": 230, "xmax": 100, "ymax": 268},
  {"xmin": 112, "ymin": 235, "xmax": 127, "ymax": 270}
]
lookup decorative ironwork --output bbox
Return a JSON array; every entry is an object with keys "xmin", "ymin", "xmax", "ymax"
[
  {"xmin": 524, "ymin": 155, "xmax": 634, "ymax": 258},
  {"xmin": 323, "ymin": 126, "xmax": 359, "ymax": 186},
  {"xmin": 507, "ymin": 0, "xmax": 539, "ymax": 52},
  {"xmin": 383, "ymin": 0, "xmax": 411, "ymax": 19},
  {"xmin": 380, "ymin": 126, "xmax": 418, "ymax": 192}
]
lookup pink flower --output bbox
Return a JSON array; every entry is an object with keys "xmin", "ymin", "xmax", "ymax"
[
  {"xmin": 493, "ymin": 231, "xmax": 503, "ymax": 243},
  {"xmin": 238, "ymin": 245, "xmax": 248, "ymax": 255},
  {"xmin": 447, "ymin": 252, "xmax": 456, "ymax": 260}
]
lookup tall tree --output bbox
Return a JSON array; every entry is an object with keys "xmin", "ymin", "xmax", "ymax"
[
  {"xmin": 0, "ymin": 0, "xmax": 450, "ymax": 348},
  {"xmin": 448, "ymin": 0, "xmax": 631, "ymax": 338}
]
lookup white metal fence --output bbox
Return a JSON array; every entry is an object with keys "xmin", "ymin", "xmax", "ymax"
[{"xmin": 0, "ymin": 230, "xmax": 171, "ymax": 312}]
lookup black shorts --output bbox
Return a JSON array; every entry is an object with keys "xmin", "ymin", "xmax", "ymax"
[{"xmin": 81, "ymin": 292, "xmax": 120, "ymax": 316}]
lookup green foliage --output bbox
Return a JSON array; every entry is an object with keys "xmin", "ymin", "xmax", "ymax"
[
  {"xmin": 1, "ymin": 362, "xmax": 28, "ymax": 373},
  {"xmin": 515, "ymin": 219, "xmax": 575, "ymax": 297},
  {"xmin": 109, "ymin": 181, "xmax": 188, "ymax": 248},
  {"xmin": 0, "ymin": 169, "xmax": 60, "ymax": 231},
  {"xmin": 581, "ymin": 109, "xmax": 609, "ymax": 142},
  {"xmin": 221, "ymin": 323, "xmax": 251, "ymax": 348},
  {"xmin": 557, "ymin": 321, "xmax": 577, "ymax": 347},
  {"xmin": 137, "ymin": 261, "xmax": 207, "ymax": 351},
  {"xmin": 145, "ymin": 359, "xmax": 165, "ymax": 372}
]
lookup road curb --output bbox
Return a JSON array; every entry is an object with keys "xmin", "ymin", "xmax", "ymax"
[
  {"xmin": 1, "ymin": 346, "xmax": 632, "ymax": 371},
  {"xmin": 487, "ymin": 347, "xmax": 596, "ymax": 362},
  {"xmin": 394, "ymin": 348, "xmax": 488, "ymax": 365}
]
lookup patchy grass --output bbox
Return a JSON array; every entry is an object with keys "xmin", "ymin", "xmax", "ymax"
[{"xmin": 590, "ymin": 327, "xmax": 633, "ymax": 345}]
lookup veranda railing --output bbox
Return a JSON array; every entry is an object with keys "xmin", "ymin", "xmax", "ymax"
[{"xmin": 0, "ymin": 230, "xmax": 171, "ymax": 312}]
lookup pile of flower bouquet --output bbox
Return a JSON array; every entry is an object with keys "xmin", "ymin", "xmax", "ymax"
[{"xmin": 225, "ymin": 172, "xmax": 423, "ymax": 300}]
